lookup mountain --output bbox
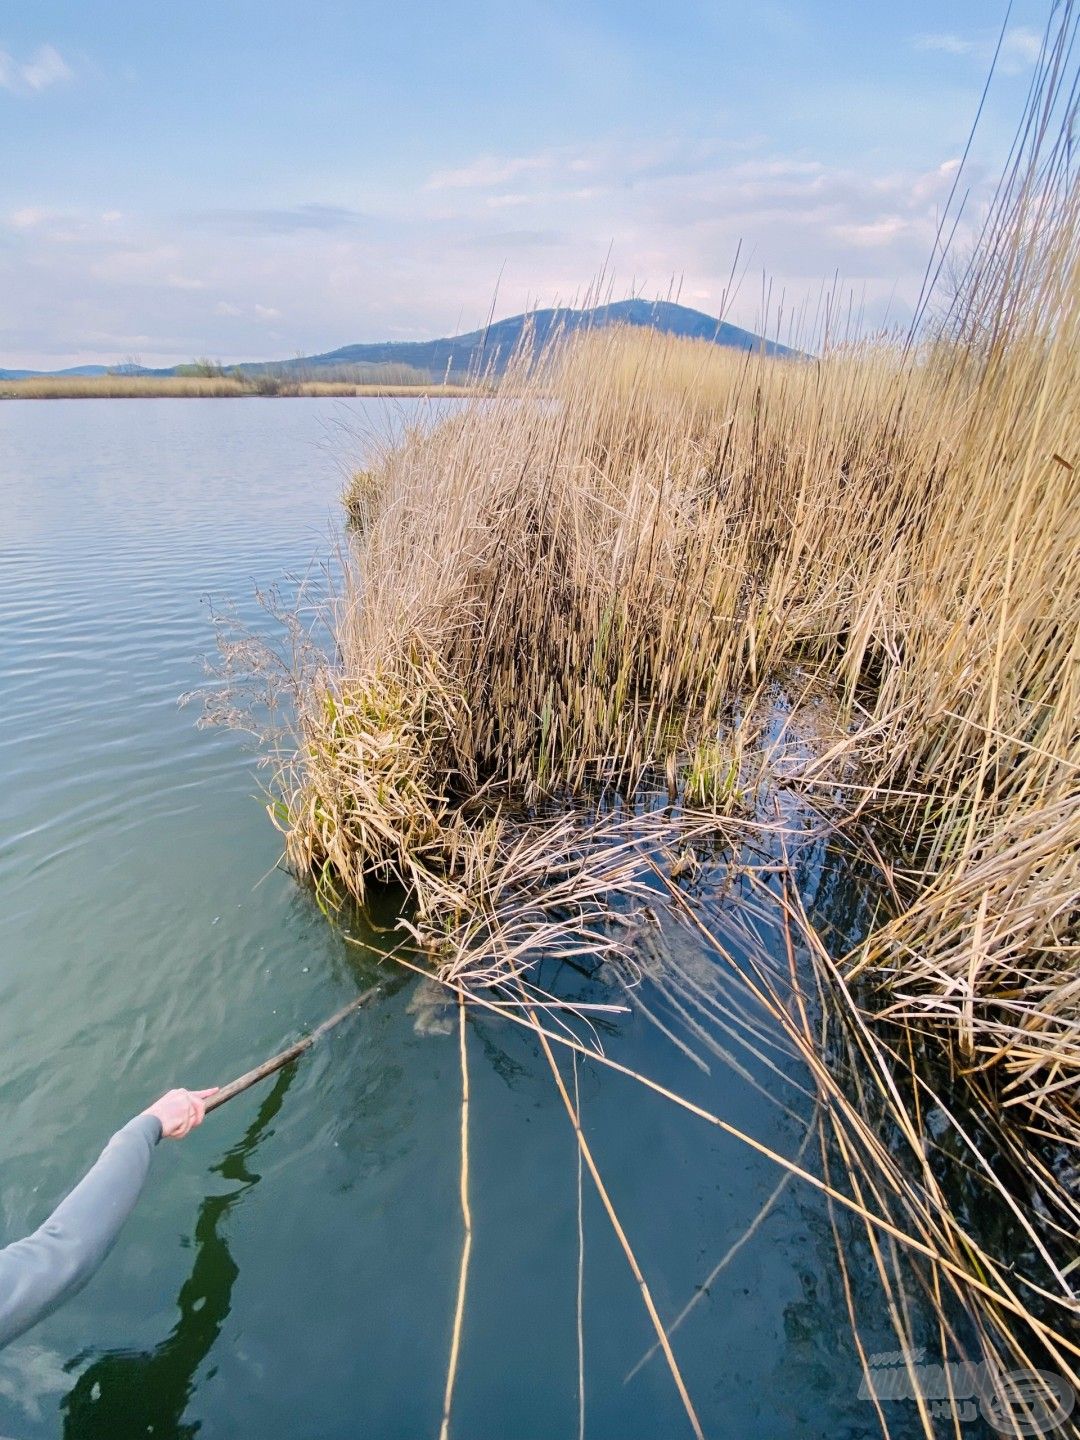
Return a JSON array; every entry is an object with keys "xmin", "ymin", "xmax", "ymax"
[
  {"xmin": 253, "ymin": 299, "xmax": 793, "ymax": 377},
  {"xmin": 0, "ymin": 364, "xmax": 111, "ymax": 379},
  {"xmin": 3, "ymin": 301, "xmax": 793, "ymax": 380}
]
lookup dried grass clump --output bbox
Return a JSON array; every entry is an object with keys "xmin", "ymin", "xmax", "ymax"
[
  {"xmin": 278, "ymin": 15, "xmax": 1079, "ymax": 1158},
  {"xmin": 342, "ymin": 468, "xmax": 386, "ymax": 531},
  {"xmin": 288, "ymin": 287, "xmax": 1078, "ymax": 1115},
  {"xmin": 280, "ymin": 661, "xmax": 461, "ymax": 910}
]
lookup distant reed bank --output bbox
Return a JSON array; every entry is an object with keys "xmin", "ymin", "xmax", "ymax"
[{"xmin": 0, "ymin": 374, "xmax": 485, "ymax": 399}]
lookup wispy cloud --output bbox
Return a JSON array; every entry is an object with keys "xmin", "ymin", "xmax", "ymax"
[
  {"xmin": 1003, "ymin": 27, "xmax": 1044, "ymax": 65},
  {"xmin": 914, "ymin": 26, "xmax": 1043, "ymax": 73},
  {"xmin": 8, "ymin": 206, "xmax": 52, "ymax": 229},
  {"xmin": 914, "ymin": 33, "xmax": 973, "ymax": 57},
  {"xmin": 215, "ymin": 299, "xmax": 282, "ymax": 321},
  {"xmin": 0, "ymin": 43, "xmax": 72, "ymax": 94},
  {"xmin": 0, "ymin": 130, "xmax": 996, "ymax": 366},
  {"xmin": 426, "ymin": 154, "xmax": 557, "ymax": 191},
  {"xmin": 189, "ymin": 203, "xmax": 368, "ymax": 234}
]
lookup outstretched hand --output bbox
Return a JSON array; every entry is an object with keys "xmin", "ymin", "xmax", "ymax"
[{"xmin": 142, "ymin": 1088, "xmax": 219, "ymax": 1139}]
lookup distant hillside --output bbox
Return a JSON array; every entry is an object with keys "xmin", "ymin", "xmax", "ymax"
[
  {"xmin": 0, "ymin": 364, "xmax": 111, "ymax": 380},
  {"xmin": 258, "ymin": 300, "xmax": 793, "ymax": 379},
  {"xmin": 3, "ymin": 301, "xmax": 793, "ymax": 381}
]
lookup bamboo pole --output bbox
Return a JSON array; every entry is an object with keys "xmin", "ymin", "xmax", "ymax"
[{"xmin": 205, "ymin": 985, "xmax": 380, "ymax": 1113}]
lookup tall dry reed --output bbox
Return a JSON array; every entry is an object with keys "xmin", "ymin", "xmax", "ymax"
[
  {"xmin": 254, "ymin": 13, "xmax": 1080, "ymax": 1424},
  {"xmin": 292, "ymin": 285, "xmax": 1077, "ymax": 1130}
]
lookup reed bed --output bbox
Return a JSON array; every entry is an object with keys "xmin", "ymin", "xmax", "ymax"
[
  {"xmin": 301, "ymin": 265, "xmax": 1078, "ymax": 1135},
  {"xmin": 235, "ymin": 16, "xmax": 1079, "ymax": 1433},
  {"xmin": 285, "ymin": 280, "xmax": 1079, "ymax": 1417},
  {"xmin": 0, "ymin": 374, "xmax": 483, "ymax": 399},
  {"xmin": 2, "ymin": 374, "xmax": 253, "ymax": 398}
]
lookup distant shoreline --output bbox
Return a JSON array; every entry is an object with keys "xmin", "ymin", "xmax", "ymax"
[{"xmin": 0, "ymin": 376, "xmax": 488, "ymax": 400}]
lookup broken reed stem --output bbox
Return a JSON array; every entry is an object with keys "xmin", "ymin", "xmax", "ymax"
[
  {"xmin": 527, "ymin": 997, "xmax": 705, "ymax": 1440},
  {"xmin": 438, "ymin": 991, "xmax": 473, "ymax": 1440}
]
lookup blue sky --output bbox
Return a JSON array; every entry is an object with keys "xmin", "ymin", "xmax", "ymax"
[{"xmin": 0, "ymin": 0, "xmax": 1053, "ymax": 368}]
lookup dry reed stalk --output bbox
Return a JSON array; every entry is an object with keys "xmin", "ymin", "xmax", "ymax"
[{"xmin": 438, "ymin": 991, "xmax": 473, "ymax": 1440}]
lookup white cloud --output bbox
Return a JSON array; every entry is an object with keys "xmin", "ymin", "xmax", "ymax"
[
  {"xmin": 0, "ymin": 43, "xmax": 72, "ymax": 94},
  {"xmin": 427, "ymin": 154, "xmax": 552, "ymax": 190},
  {"xmin": 914, "ymin": 33, "xmax": 975, "ymax": 56},
  {"xmin": 486, "ymin": 186, "xmax": 599, "ymax": 210},
  {"xmin": 0, "ymin": 133, "xmax": 997, "ymax": 367},
  {"xmin": 8, "ymin": 207, "xmax": 50, "ymax": 229},
  {"xmin": 831, "ymin": 217, "xmax": 910, "ymax": 248},
  {"xmin": 914, "ymin": 26, "xmax": 1043, "ymax": 73},
  {"xmin": 214, "ymin": 300, "xmax": 281, "ymax": 321},
  {"xmin": 21, "ymin": 44, "xmax": 72, "ymax": 91},
  {"xmin": 1002, "ymin": 27, "xmax": 1042, "ymax": 66}
]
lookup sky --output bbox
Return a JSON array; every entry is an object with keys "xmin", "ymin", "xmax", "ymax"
[{"xmin": 0, "ymin": 0, "xmax": 1055, "ymax": 369}]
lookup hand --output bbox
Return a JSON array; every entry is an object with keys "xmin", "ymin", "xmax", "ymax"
[{"xmin": 143, "ymin": 1088, "xmax": 218, "ymax": 1139}]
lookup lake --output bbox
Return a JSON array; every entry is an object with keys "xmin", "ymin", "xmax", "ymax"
[{"xmin": 1, "ymin": 398, "xmax": 951, "ymax": 1439}]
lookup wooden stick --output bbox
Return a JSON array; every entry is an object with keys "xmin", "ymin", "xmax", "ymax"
[{"xmin": 205, "ymin": 985, "xmax": 380, "ymax": 1113}]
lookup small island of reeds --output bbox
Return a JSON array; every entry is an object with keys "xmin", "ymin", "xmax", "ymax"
[{"xmin": 218, "ymin": 33, "xmax": 1079, "ymax": 1435}]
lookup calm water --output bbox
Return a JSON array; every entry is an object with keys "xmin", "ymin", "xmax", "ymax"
[{"xmin": 0, "ymin": 399, "xmax": 946, "ymax": 1439}]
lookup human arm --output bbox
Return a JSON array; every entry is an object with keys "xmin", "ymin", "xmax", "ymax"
[{"xmin": 0, "ymin": 1088, "xmax": 215, "ymax": 1349}]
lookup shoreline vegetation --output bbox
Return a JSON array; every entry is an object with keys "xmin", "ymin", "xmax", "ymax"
[
  {"xmin": 0, "ymin": 374, "xmax": 488, "ymax": 400},
  {"xmin": 210, "ymin": 15, "xmax": 1078, "ymax": 1434}
]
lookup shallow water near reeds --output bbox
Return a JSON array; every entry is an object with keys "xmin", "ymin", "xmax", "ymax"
[{"xmin": 0, "ymin": 399, "xmax": 1000, "ymax": 1439}]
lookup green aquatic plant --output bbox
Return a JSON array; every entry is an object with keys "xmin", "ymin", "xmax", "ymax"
[{"xmin": 681, "ymin": 739, "xmax": 743, "ymax": 811}]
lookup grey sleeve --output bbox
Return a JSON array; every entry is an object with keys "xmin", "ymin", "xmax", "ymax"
[{"xmin": 0, "ymin": 1111, "xmax": 162, "ymax": 1349}]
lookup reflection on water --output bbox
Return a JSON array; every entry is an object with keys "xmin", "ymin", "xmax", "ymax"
[{"xmin": 61, "ymin": 1067, "xmax": 294, "ymax": 1439}]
